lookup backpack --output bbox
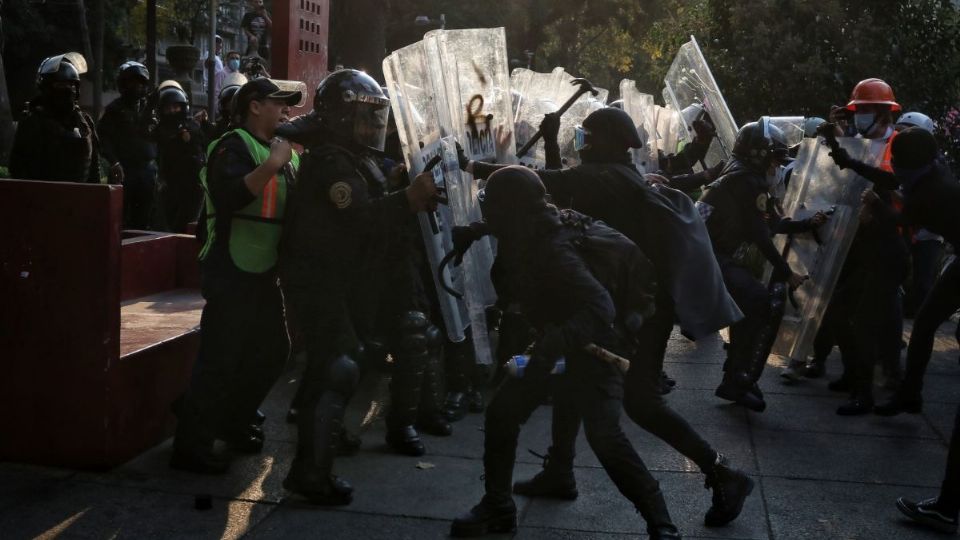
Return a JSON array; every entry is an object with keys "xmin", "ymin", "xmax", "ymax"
[{"xmin": 558, "ymin": 209, "xmax": 658, "ymax": 334}]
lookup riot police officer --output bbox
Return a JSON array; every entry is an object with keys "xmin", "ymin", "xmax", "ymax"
[
  {"xmin": 697, "ymin": 118, "xmax": 808, "ymax": 412},
  {"xmin": 10, "ymin": 52, "xmax": 102, "ymax": 184},
  {"xmin": 155, "ymin": 81, "xmax": 207, "ymax": 233},
  {"xmin": 98, "ymin": 61, "xmax": 159, "ymax": 229},
  {"xmin": 276, "ymin": 69, "xmax": 439, "ymax": 505}
]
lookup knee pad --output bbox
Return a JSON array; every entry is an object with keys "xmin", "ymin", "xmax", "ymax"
[
  {"xmin": 425, "ymin": 323, "xmax": 443, "ymax": 353},
  {"xmin": 397, "ymin": 311, "xmax": 430, "ymax": 356},
  {"xmin": 326, "ymin": 354, "xmax": 360, "ymax": 396}
]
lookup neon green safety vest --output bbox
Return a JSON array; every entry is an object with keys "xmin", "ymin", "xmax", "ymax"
[{"xmin": 198, "ymin": 128, "xmax": 300, "ymax": 273}]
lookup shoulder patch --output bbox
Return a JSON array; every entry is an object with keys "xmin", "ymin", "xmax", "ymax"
[
  {"xmin": 755, "ymin": 193, "xmax": 769, "ymax": 212},
  {"xmin": 329, "ymin": 180, "xmax": 353, "ymax": 209}
]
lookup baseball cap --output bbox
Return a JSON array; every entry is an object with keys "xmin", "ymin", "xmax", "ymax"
[{"xmin": 234, "ymin": 78, "xmax": 305, "ymax": 114}]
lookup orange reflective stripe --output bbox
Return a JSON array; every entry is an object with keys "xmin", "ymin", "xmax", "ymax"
[
  {"xmin": 880, "ymin": 131, "xmax": 897, "ymax": 172},
  {"xmin": 261, "ymin": 176, "xmax": 278, "ymax": 218}
]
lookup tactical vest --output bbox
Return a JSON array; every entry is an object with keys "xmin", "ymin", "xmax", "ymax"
[{"xmin": 198, "ymin": 128, "xmax": 300, "ymax": 273}]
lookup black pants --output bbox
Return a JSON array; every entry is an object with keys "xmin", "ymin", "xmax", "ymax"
[
  {"xmin": 483, "ymin": 357, "xmax": 663, "ymax": 510},
  {"xmin": 719, "ymin": 260, "xmax": 770, "ymax": 379},
  {"xmin": 122, "ymin": 161, "xmax": 158, "ymax": 230},
  {"xmin": 548, "ymin": 303, "xmax": 716, "ymax": 472},
  {"xmin": 902, "ymin": 260, "xmax": 960, "ymax": 399},
  {"xmin": 940, "ymin": 404, "xmax": 960, "ymax": 512},
  {"xmin": 847, "ymin": 266, "xmax": 905, "ymax": 400},
  {"xmin": 175, "ymin": 271, "xmax": 289, "ymax": 448}
]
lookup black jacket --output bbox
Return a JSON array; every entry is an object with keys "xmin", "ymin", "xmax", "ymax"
[{"xmin": 10, "ymin": 102, "xmax": 101, "ymax": 183}]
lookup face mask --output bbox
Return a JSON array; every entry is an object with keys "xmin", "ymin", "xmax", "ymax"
[
  {"xmin": 854, "ymin": 112, "xmax": 878, "ymax": 136},
  {"xmin": 228, "ymin": 59, "xmax": 241, "ymax": 71},
  {"xmin": 46, "ymin": 87, "xmax": 77, "ymax": 115}
]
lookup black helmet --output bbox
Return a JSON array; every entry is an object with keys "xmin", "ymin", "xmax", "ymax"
[
  {"xmin": 580, "ymin": 107, "xmax": 644, "ymax": 150},
  {"xmin": 158, "ymin": 81, "xmax": 190, "ymax": 117},
  {"xmin": 36, "ymin": 52, "xmax": 86, "ymax": 89},
  {"xmin": 732, "ymin": 116, "xmax": 787, "ymax": 171},
  {"xmin": 116, "ymin": 61, "xmax": 149, "ymax": 84},
  {"xmin": 891, "ymin": 127, "xmax": 939, "ymax": 170},
  {"xmin": 481, "ymin": 165, "xmax": 548, "ymax": 236},
  {"xmin": 313, "ymin": 69, "xmax": 390, "ymax": 151},
  {"xmin": 218, "ymin": 84, "xmax": 242, "ymax": 118}
]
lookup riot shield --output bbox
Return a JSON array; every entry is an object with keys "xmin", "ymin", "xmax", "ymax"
[
  {"xmin": 654, "ymin": 103, "xmax": 686, "ymax": 164},
  {"xmin": 769, "ymin": 137, "xmax": 887, "ymax": 363},
  {"xmin": 662, "ymin": 36, "xmax": 738, "ymax": 170},
  {"xmin": 620, "ymin": 79, "xmax": 658, "ymax": 172},
  {"xmin": 768, "ymin": 116, "xmax": 806, "ymax": 148}
]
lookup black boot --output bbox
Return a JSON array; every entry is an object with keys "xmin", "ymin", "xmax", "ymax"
[
  {"xmin": 874, "ymin": 392, "xmax": 923, "ymax": 416},
  {"xmin": 442, "ymin": 391, "xmax": 468, "ymax": 422},
  {"xmin": 467, "ymin": 389, "xmax": 485, "ymax": 413},
  {"xmin": 282, "ymin": 458, "xmax": 353, "ymax": 506},
  {"xmin": 636, "ymin": 490, "xmax": 682, "ymax": 539},
  {"xmin": 804, "ymin": 357, "xmax": 825, "ymax": 379},
  {"xmin": 416, "ymin": 353, "xmax": 453, "ymax": 436},
  {"xmin": 170, "ymin": 400, "xmax": 231, "ymax": 474},
  {"xmin": 512, "ymin": 450, "xmax": 578, "ymax": 500},
  {"xmin": 450, "ymin": 496, "xmax": 517, "ymax": 537},
  {"xmin": 715, "ymin": 375, "xmax": 766, "ymax": 412},
  {"xmin": 703, "ymin": 454, "xmax": 754, "ymax": 526},
  {"xmin": 338, "ymin": 428, "xmax": 361, "ymax": 456},
  {"xmin": 386, "ymin": 424, "xmax": 426, "ymax": 456}
]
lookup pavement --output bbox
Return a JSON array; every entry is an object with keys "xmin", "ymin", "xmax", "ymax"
[{"xmin": 2, "ymin": 324, "xmax": 960, "ymax": 539}]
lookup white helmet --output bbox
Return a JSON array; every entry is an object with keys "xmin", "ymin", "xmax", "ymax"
[{"xmin": 896, "ymin": 112, "xmax": 936, "ymax": 134}]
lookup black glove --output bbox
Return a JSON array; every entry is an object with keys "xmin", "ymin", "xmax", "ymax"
[
  {"xmin": 692, "ymin": 116, "xmax": 716, "ymax": 142},
  {"xmin": 455, "ymin": 141, "xmax": 470, "ymax": 171},
  {"xmin": 816, "ymin": 121, "xmax": 839, "ymax": 139},
  {"xmin": 540, "ymin": 112, "xmax": 561, "ymax": 143},
  {"xmin": 829, "ymin": 147, "xmax": 853, "ymax": 170}
]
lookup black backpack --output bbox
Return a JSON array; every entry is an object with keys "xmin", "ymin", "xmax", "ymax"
[{"xmin": 557, "ymin": 209, "xmax": 658, "ymax": 334}]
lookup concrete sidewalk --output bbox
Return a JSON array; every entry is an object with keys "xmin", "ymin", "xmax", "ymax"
[{"xmin": 2, "ymin": 326, "xmax": 958, "ymax": 539}]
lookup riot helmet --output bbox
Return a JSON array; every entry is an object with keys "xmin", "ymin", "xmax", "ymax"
[
  {"xmin": 479, "ymin": 165, "xmax": 548, "ymax": 237},
  {"xmin": 36, "ymin": 52, "xmax": 86, "ymax": 114},
  {"xmin": 157, "ymin": 80, "xmax": 190, "ymax": 121},
  {"xmin": 896, "ymin": 112, "xmax": 936, "ymax": 134},
  {"xmin": 890, "ymin": 127, "xmax": 939, "ymax": 170},
  {"xmin": 313, "ymin": 69, "xmax": 390, "ymax": 152},
  {"xmin": 803, "ymin": 117, "xmax": 827, "ymax": 138},
  {"xmin": 218, "ymin": 84, "xmax": 242, "ymax": 122},
  {"xmin": 732, "ymin": 116, "xmax": 787, "ymax": 171},
  {"xmin": 116, "ymin": 61, "xmax": 151, "ymax": 100}
]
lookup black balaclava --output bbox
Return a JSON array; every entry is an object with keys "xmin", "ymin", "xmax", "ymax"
[
  {"xmin": 579, "ymin": 107, "xmax": 644, "ymax": 165},
  {"xmin": 482, "ymin": 165, "xmax": 553, "ymax": 240}
]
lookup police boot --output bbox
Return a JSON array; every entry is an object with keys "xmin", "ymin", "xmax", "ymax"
[
  {"xmin": 170, "ymin": 400, "xmax": 231, "ymax": 475},
  {"xmin": 636, "ymin": 490, "xmax": 682, "ymax": 539},
  {"xmin": 513, "ymin": 449, "xmax": 578, "ymax": 500},
  {"xmin": 387, "ymin": 313, "xmax": 431, "ymax": 456},
  {"xmin": 442, "ymin": 391, "xmax": 469, "ymax": 422},
  {"xmin": 450, "ymin": 495, "xmax": 518, "ymax": 537},
  {"xmin": 703, "ymin": 454, "xmax": 754, "ymax": 526},
  {"xmin": 416, "ymin": 338, "xmax": 453, "ymax": 437},
  {"xmin": 874, "ymin": 391, "xmax": 923, "ymax": 416},
  {"xmin": 467, "ymin": 388, "xmax": 486, "ymax": 413},
  {"xmin": 338, "ymin": 428, "xmax": 361, "ymax": 456},
  {"xmin": 715, "ymin": 372, "xmax": 766, "ymax": 412},
  {"xmin": 284, "ymin": 355, "xmax": 358, "ymax": 506}
]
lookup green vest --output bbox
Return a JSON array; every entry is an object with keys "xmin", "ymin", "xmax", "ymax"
[{"xmin": 198, "ymin": 128, "xmax": 300, "ymax": 273}]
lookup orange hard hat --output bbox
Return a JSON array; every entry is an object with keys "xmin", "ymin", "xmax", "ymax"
[{"xmin": 846, "ymin": 78, "xmax": 901, "ymax": 112}]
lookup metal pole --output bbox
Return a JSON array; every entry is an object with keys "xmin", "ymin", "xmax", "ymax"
[
  {"xmin": 207, "ymin": 0, "xmax": 218, "ymax": 114},
  {"xmin": 440, "ymin": 13, "xmax": 446, "ymax": 30},
  {"xmin": 146, "ymin": 0, "xmax": 157, "ymax": 82}
]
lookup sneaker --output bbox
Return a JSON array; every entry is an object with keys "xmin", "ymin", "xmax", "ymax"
[
  {"xmin": 896, "ymin": 496, "xmax": 959, "ymax": 533},
  {"xmin": 450, "ymin": 497, "xmax": 518, "ymax": 537},
  {"xmin": 704, "ymin": 455, "xmax": 755, "ymax": 526}
]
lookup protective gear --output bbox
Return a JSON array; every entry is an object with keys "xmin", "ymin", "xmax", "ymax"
[
  {"xmin": 846, "ymin": 78, "xmax": 901, "ymax": 112},
  {"xmin": 744, "ymin": 282, "xmax": 788, "ymax": 384},
  {"xmin": 386, "ymin": 311, "xmax": 434, "ymax": 457},
  {"xmin": 284, "ymin": 354, "xmax": 359, "ymax": 506},
  {"xmin": 313, "ymin": 69, "xmax": 390, "ymax": 152},
  {"xmin": 580, "ymin": 107, "xmax": 645, "ymax": 151},
  {"xmin": 731, "ymin": 117, "xmax": 786, "ymax": 172},
  {"xmin": 450, "ymin": 497, "xmax": 518, "ymax": 537},
  {"xmin": 228, "ymin": 59, "xmax": 241, "ymax": 71},
  {"xmin": 479, "ymin": 165, "xmax": 548, "ymax": 237},
  {"xmin": 218, "ymin": 84, "xmax": 242, "ymax": 120},
  {"xmin": 36, "ymin": 52, "xmax": 85, "ymax": 89},
  {"xmin": 854, "ymin": 112, "xmax": 878, "ymax": 137},
  {"xmin": 116, "ymin": 61, "xmax": 151, "ymax": 100},
  {"xmin": 512, "ymin": 450, "xmax": 578, "ymax": 500},
  {"xmin": 198, "ymin": 129, "xmax": 300, "ymax": 273},
  {"xmin": 158, "ymin": 82, "xmax": 190, "ymax": 120},
  {"xmin": 896, "ymin": 112, "xmax": 936, "ymax": 134},
  {"xmin": 891, "ymin": 127, "xmax": 939, "ymax": 170}
]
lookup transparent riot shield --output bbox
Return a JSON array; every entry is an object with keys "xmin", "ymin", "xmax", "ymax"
[
  {"xmin": 620, "ymin": 79, "xmax": 658, "ymax": 172},
  {"xmin": 662, "ymin": 36, "xmax": 738, "ymax": 170},
  {"xmin": 769, "ymin": 137, "xmax": 886, "ymax": 362},
  {"xmin": 511, "ymin": 67, "xmax": 565, "ymax": 167},
  {"xmin": 654, "ymin": 104, "xmax": 686, "ymax": 164},
  {"xmin": 384, "ymin": 42, "xmax": 469, "ymax": 346},
  {"xmin": 768, "ymin": 116, "xmax": 806, "ymax": 148}
]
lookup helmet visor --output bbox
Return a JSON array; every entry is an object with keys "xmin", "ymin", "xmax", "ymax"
[{"xmin": 353, "ymin": 101, "xmax": 390, "ymax": 151}]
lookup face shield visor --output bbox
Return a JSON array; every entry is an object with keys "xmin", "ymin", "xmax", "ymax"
[{"xmin": 348, "ymin": 93, "xmax": 390, "ymax": 151}]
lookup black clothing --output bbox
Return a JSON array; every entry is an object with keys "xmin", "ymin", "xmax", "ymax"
[
  {"xmin": 98, "ymin": 97, "xmax": 158, "ymax": 228},
  {"xmin": 173, "ymin": 127, "xmax": 289, "ymax": 456},
  {"xmin": 660, "ymin": 137, "xmax": 710, "ymax": 175},
  {"xmin": 157, "ymin": 118, "xmax": 207, "ymax": 232},
  {"xmin": 939, "ymin": 404, "xmax": 960, "ymax": 512},
  {"xmin": 9, "ymin": 100, "xmax": 101, "ymax": 183},
  {"xmin": 698, "ymin": 159, "xmax": 790, "ymax": 276}
]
